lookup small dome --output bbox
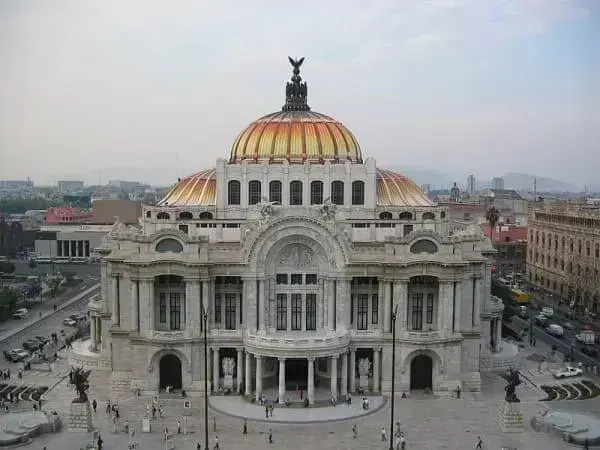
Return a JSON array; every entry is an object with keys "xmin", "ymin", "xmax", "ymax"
[
  {"xmin": 157, "ymin": 169, "xmax": 215, "ymax": 207},
  {"xmin": 229, "ymin": 111, "xmax": 362, "ymax": 164},
  {"xmin": 376, "ymin": 169, "xmax": 433, "ymax": 207}
]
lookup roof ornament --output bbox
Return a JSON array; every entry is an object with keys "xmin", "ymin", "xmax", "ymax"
[{"xmin": 282, "ymin": 56, "xmax": 311, "ymax": 112}]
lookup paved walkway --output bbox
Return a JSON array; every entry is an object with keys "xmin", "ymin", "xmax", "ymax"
[{"xmin": 210, "ymin": 395, "xmax": 385, "ymax": 423}]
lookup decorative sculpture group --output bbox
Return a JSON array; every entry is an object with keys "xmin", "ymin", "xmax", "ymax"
[
  {"xmin": 283, "ymin": 57, "xmax": 310, "ymax": 111},
  {"xmin": 504, "ymin": 368, "xmax": 521, "ymax": 403},
  {"xmin": 70, "ymin": 367, "xmax": 92, "ymax": 403}
]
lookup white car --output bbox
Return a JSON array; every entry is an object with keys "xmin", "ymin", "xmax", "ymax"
[
  {"xmin": 62, "ymin": 318, "xmax": 77, "ymax": 327},
  {"xmin": 553, "ymin": 366, "xmax": 583, "ymax": 379}
]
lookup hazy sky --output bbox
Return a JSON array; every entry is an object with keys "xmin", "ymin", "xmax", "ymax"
[{"xmin": 1, "ymin": 0, "xmax": 599, "ymax": 186}]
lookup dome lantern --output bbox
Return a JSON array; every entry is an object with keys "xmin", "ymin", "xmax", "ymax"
[{"xmin": 282, "ymin": 57, "xmax": 310, "ymax": 112}]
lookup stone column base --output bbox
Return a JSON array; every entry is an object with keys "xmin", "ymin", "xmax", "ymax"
[
  {"xmin": 69, "ymin": 400, "xmax": 93, "ymax": 432},
  {"xmin": 498, "ymin": 401, "xmax": 524, "ymax": 433}
]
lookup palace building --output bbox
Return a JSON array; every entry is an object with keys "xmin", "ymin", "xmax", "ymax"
[{"xmin": 81, "ymin": 58, "xmax": 501, "ymax": 402}]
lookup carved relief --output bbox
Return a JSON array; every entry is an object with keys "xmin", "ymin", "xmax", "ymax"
[
  {"xmin": 279, "ymin": 245, "xmax": 314, "ymax": 268},
  {"xmin": 357, "ymin": 357, "xmax": 371, "ymax": 377},
  {"xmin": 222, "ymin": 357, "xmax": 236, "ymax": 376}
]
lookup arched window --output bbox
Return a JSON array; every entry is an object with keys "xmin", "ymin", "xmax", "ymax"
[
  {"xmin": 410, "ymin": 239, "xmax": 438, "ymax": 254},
  {"xmin": 440, "ymin": 211, "xmax": 446, "ymax": 219},
  {"xmin": 156, "ymin": 212, "xmax": 170, "ymax": 220},
  {"xmin": 248, "ymin": 180, "xmax": 261, "ymax": 205},
  {"xmin": 228, "ymin": 180, "xmax": 241, "ymax": 205},
  {"xmin": 146, "ymin": 211, "xmax": 152, "ymax": 219},
  {"xmin": 422, "ymin": 212, "xmax": 435, "ymax": 220},
  {"xmin": 310, "ymin": 181, "xmax": 323, "ymax": 205},
  {"xmin": 379, "ymin": 212, "xmax": 393, "ymax": 220},
  {"xmin": 290, "ymin": 181, "xmax": 303, "ymax": 205},
  {"xmin": 178, "ymin": 211, "xmax": 193, "ymax": 220},
  {"xmin": 331, "ymin": 181, "xmax": 344, "ymax": 205},
  {"xmin": 351, "ymin": 181, "xmax": 365, "ymax": 205},
  {"xmin": 155, "ymin": 238, "xmax": 183, "ymax": 253},
  {"xmin": 199, "ymin": 212, "xmax": 213, "ymax": 220},
  {"xmin": 269, "ymin": 181, "xmax": 282, "ymax": 204},
  {"xmin": 399, "ymin": 211, "xmax": 413, "ymax": 220}
]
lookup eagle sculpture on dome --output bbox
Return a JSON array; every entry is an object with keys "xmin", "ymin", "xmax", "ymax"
[{"xmin": 288, "ymin": 56, "xmax": 304, "ymax": 72}]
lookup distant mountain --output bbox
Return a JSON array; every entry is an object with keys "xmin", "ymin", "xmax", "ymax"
[
  {"xmin": 387, "ymin": 166, "xmax": 458, "ymax": 190},
  {"xmin": 500, "ymin": 173, "xmax": 582, "ymax": 193}
]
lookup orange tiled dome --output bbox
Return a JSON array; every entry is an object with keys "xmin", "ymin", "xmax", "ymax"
[{"xmin": 157, "ymin": 169, "xmax": 216, "ymax": 207}]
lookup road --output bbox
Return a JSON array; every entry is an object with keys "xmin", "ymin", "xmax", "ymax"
[{"xmin": 8, "ymin": 260, "xmax": 100, "ymax": 278}]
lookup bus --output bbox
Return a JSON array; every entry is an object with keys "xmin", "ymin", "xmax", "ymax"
[{"xmin": 510, "ymin": 288, "xmax": 531, "ymax": 304}]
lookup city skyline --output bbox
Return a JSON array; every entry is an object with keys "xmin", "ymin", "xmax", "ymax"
[{"xmin": 1, "ymin": 0, "xmax": 599, "ymax": 185}]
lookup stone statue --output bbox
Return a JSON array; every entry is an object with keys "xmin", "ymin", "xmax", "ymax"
[
  {"xmin": 279, "ymin": 245, "xmax": 314, "ymax": 268},
  {"xmin": 357, "ymin": 358, "xmax": 371, "ymax": 377},
  {"xmin": 70, "ymin": 366, "xmax": 92, "ymax": 402},
  {"xmin": 504, "ymin": 368, "xmax": 522, "ymax": 403},
  {"xmin": 257, "ymin": 196, "xmax": 277, "ymax": 229},
  {"xmin": 320, "ymin": 198, "xmax": 336, "ymax": 221},
  {"xmin": 222, "ymin": 357, "xmax": 236, "ymax": 377}
]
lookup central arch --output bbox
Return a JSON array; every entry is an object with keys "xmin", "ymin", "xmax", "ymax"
[
  {"xmin": 410, "ymin": 354, "xmax": 433, "ymax": 390},
  {"xmin": 159, "ymin": 354, "xmax": 182, "ymax": 390}
]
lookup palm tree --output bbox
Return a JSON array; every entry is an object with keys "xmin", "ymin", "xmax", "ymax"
[{"xmin": 486, "ymin": 206, "xmax": 500, "ymax": 243}]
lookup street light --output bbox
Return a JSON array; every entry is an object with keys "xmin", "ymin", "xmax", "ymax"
[
  {"xmin": 389, "ymin": 304, "xmax": 398, "ymax": 450},
  {"xmin": 201, "ymin": 305, "xmax": 209, "ymax": 450},
  {"xmin": 570, "ymin": 338, "xmax": 575, "ymax": 363}
]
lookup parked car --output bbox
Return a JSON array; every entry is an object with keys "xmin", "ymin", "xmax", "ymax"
[
  {"xmin": 63, "ymin": 318, "xmax": 77, "ymax": 327},
  {"xmin": 22, "ymin": 339, "xmax": 43, "ymax": 352},
  {"xmin": 553, "ymin": 366, "xmax": 583, "ymax": 379},
  {"xmin": 542, "ymin": 307, "xmax": 554, "ymax": 317},
  {"xmin": 12, "ymin": 308, "xmax": 28, "ymax": 320},
  {"xmin": 563, "ymin": 322, "xmax": 575, "ymax": 330},
  {"xmin": 535, "ymin": 314, "xmax": 548, "ymax": 326},
  {"xmin": 547, "ymin": 324, "xmax": 564, "ymax": 337},
  {"xmin": 580, "ymin": 346, "xmax": 598, "ymax": 357},
  {"xmin": 3, "ymin": 348, "xmax": 30, "ymax": 362},
  {"xmin": 33, "ymin": 335, "xmax": 49, "ymax": 345}
]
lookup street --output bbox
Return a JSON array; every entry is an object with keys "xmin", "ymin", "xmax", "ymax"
[{"xmin": 8, "ymin": 260, "xmax": 100, "ymax": 279}]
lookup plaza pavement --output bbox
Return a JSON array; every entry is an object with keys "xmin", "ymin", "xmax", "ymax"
[{"xmin": 28, "ymin": 345, "xmax": 578, "ymax": 450}]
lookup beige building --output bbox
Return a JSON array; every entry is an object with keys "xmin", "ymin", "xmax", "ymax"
[
  {"xmin": 527, "ymin": 206, "xmax": 600, "ymax": 313},
  {"xmin": 75, "ymin": 59, "xmax": 501, "ymax": 401}
]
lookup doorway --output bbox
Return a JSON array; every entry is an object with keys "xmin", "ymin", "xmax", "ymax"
[
  {"xmin": 159, "ymin": 354, "xmax": 182, "ymax": 390},
  {"xmin": 285, "ymin": 359, "xmax": 308, "ymax": 390},
  {"xmin": 410, "ymin": 354, "xmax": 433, "ymax": 390}
]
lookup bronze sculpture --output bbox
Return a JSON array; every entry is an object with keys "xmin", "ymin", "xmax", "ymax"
[
  {"xmin": 504, "ymin": 368, "xmax": 521, "ymax": 403},
  {"xmin": 70, "ymin": 366, "xmax": 92, "ymax": 402},
  {"xmin": 283, "ymin": 56, "xmax": 310, "ymax": 112}
]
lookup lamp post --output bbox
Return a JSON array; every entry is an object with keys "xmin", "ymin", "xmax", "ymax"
[
  {"xmin": 389, "ymin": 304, "xmax": 398, "ymax": 450},
  {"xmin": 570, "ymin": 338, "xmax": 575, "ymax": 363},
  {"xmin": 201, "ymin": 305, "xmax": 209, "ymax": 450}
]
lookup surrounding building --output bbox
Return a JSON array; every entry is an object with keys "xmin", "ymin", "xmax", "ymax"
[
  {"xmin": 480, "ymin": 189, "xmax": 529, "ymax": 225},
  {"xmin": 79, "ymin": 59, "xmax": 501, "ymax": 401},
  {"xmin": 0, "ymin": 215, "xmax": 36, "ymax": 257},
  {"xmin": 491, "ymin": 177, "xmax": 505, "ymax": 191},
  {"xmin": 467, "ymin": 175, "xmax": 475, "ymax": 197},
  {"xmin": 44, "ymin": 207, "xmax": 93, "ymax": 224},
  {"xmin": 57, "ymin": 180, "xmax": 85, "ymax": 193},
  {"xmin": 526, "ymin": 206, "xmax": 600, "ymax": 313},
  {"xmin": 480, "ymin": 224, "xmax": 527, "ymax": 276},
  {"xmin": 0, "ymin": 179, "xmax": 33, "ymax": 189},
  {"xmin": 449, "ymin": 183, "xmax": 460, "ymax": 202}
]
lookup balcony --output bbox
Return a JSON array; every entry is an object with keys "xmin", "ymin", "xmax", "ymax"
[{"xmin": 244, "ymin": 330, "xmax": 350, "ymax": 357}]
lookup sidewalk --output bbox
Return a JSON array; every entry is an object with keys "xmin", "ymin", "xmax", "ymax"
[{"xmin": 0, "ymin": 283, "xmax": 100, "ymax": 343}]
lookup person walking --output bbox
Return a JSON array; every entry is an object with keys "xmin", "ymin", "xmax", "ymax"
[
  {"xmin": 352, "ymin": 424, "xmax": 357, "ymax": 439},
  {"xmin": 92, "ymin": 399, "xmax": 97, "ymax": 413},
  {"xmin": 268, "ymin": 428, "xmax": 273, "ymax": 444},
  {"xmin": 381, "ymin": 426, "xmax": 387, "ymax": 441},
  {"xmin": 214, "ymin": 436, "xmax": 220, "ymax": 449},
  {"xmin": 177, "ymin": 420, "xmax": 181, "ymax": 434},
  {"xmin": 475, "ymin": 436, "xmax": 483, "ymax": 449},
  {"xmin": 243, "ymin": 419, "xmax": 247, "ymax": 434}
]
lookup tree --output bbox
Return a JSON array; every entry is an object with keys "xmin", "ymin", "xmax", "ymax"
[
  {"xmin": 46, "ymin": 276, "xmax": 62, "ymax": 298},
  {"xmin": 0, "ymin": 287, "xmax": 19, "ymax": 320},
  {"xmin": 28, "ymin": 259, "xmax": 37, "ymax": 270},
  {"xmin": 486, "ymin": 207, "xmax": 500, "ymax": 243},
  {"xmin": 0, "ymin": 262, "xmax": 15, "ymax": 274}
]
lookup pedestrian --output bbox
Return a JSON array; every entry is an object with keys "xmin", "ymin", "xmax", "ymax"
[
  {"xmin": 381, "ymin": 426, "xmax": 387, "ymax": 441},
  {"xmin": 475, "ymin": 436, "xmax": 483, "ymax": 449},
  {"xmin": 212, "ymin": 415, "xmax": 216, "ymax": 432},
  {"xmin": 152, "ymin": 405, "xmax": 156, "ymax": 419},
  {"xmin": 92, "ymin": 399, "xmax": 97, "ymax": 413},
  {"xmin": 38, "ymin": 399, "xmax": 42, "ymax": 410},
  {"xmin": 177, "ymin": 419, "xmax": 181, "ymax": 434},
  {"xmin": 456, "ymin": 385, "xmax": 461, "ymax": 399},
  {"xmin": 400, "ymin": 433, "xmax": 406, "ymax": 449},
  {"xmin": 196, "ymin": 442, "xmax": 201, "ymax": 450},
  {"xmin": 97, "ymin": 434, "xmax": 103, "ymax": 450},
  {"xmin": 106, "ymin": 400, "xmax": 111, "ymax": 414},
  {"xmin": 268, "ymin": 428, "xmax": 273, "ymax": 444},
  {"xmin": 584, "ymin": 437, "xmax": 589, "ymax": 449},
  {"xmin": 265, "ymin": 405, "xmax": 269, "ymax": 418},
  {"xmin": 243, "ymin": 419, "xmax": 247, "ymax": 434},
  {"xmin": 124, "ymin": 420, "xmax": 129, "ymax": 434},
  {"xmin": 214, "ymin": 436, "xmax": 220, "ymax": 449},
  {"xmin": 352, "ymin": 424, "xmax": 357, "ymax": 438}
]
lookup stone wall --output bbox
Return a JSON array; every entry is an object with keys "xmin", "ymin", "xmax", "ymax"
[{"xmin": 68, "ymin": 401, "xmax": 92, "ymax": 432}]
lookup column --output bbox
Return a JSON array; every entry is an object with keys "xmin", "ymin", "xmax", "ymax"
[
  {"xmin": 319, "ymin": 278, "xmax": 325, "ymax": 329},
  {"xmin": 373, "ymin": 348, "xmax": 380, "ymax": 393},
  {"xmin": 95, "ymin": 317, "xmax": 101, "ymax": 347},
  {"xmin": 496, "ymin": 317, "xmax": 503, "ymax": 352},
  {"xmin": 131, "ymin": 279, "xmax": 139, "ymax": 332},
  {"xmin": 258, "ymin": 279, "xmax": 265, "ymax": 332},
  {"xmin": 278, "ymin": 358, "xmax": 286, "ymax": 403},
  {"xmin": 383, "ymin": 281, "xmax": 391, "ymax": 333},
  {"xmin": 89, "ymin": 316, "xmax": 97, "ymax": 352},
  {"xmin": 327, "ymin": 279, "xmax": 335, "ymax": 331},
  {"xmin": 255, "ymin": 356, "xmax": 263, "ymax": 402},
  {"xmin": 330, "ymin": 355, "xmax": 338, "ymax": 399},
  {"xmin": 453, "ymin": 281, "xmax": 461, "ymax": 333},
  {"xmin": 307, "ymin": 358, "xmax": 315, "ymax": 405},
  {"xmin": 377, "ymin": 281, "xmax": 385, "ymax": 329},
  {"xmin": 245, "ymin": 353, "xmax": 252, "ymax": 396},
  {"xmin": 394, "ymin": 280, "xmax": 408, "ymax": 332},
  {"xmin": 237, "ymin": 348, "xmax": 243, "ymax": 393},
  {"xmin": 148, "ymin": 279, "xmax": 155, "ymax": 331},
  {"xmin": 473, "ymin": 277, "xmax": 482, "ymax": 327},
  {"xmin": 349, "ymin": 349, "xmax": 356, "ymax": 393},
  {"xmin": 212, "ymin": 348, "xmax": 220, "ymax": 391},
  {"xmin": 111, "ymin": 275, "xmax": 119, "ymax": 325},
  {"xmin": 340, "ymin": 352, "xmax": 348, "ymax": 397}
]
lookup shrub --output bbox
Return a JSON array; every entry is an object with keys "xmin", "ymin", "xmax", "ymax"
[
  {"xmin": 540, "ymin": 385, "xmax": 557, "ymax": 401},
  {"xmin": 563, "ymin": 384, "xmax": 580, "ymax": 400}
]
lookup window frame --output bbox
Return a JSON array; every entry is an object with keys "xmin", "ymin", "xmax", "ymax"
[
  {"xmin": 269, "ymin": 180, "xmax": 282, "ymax": 204},
  {"xmin": 248, "ymin": 180, "xmax": 261, "ymax": 205},
  {"xmin": 227, "ymin": 180, "xmax": 241, "ymax": 205},
  {"xmin": 290, "ymin": 180, "xmax": 303, "ymax": 205},
  {"xmin": 351, "ymin": 180, "xmax": 365, "ymax": 205},
  {"xmin": 331, "ymin": 181, "xmax": 344, "ymax": 205},
  {"xmin": 276, "ymin": 294, "xmax": 287, "ymax": 331}
]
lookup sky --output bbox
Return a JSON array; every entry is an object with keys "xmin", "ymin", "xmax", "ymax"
[{"xmin": 1, "ymin": 0, "xmax": 599, "ymax": 187}]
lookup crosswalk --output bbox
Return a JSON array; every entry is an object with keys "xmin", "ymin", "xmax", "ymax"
[{"xmin": 25, "ymin": 370, "xmax": 68, "ymax": 378}]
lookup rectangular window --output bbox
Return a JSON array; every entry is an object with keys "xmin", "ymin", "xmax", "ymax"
[
  {"xmin": 357, "ymin": 294, "xmax": 369, "ymax": 330},
  {"xmin": 305, "ymin": 274, "xmax": 317, "ymax": 285},
  {"xmin": 291, "ymin": 293, "xmax": 302, "ymax": 330},
  {"xmin": 225, "ymin": 293, "xmax": 236, "ymax": 330},
  {"xmin": 214, "ymin": 293, "xmax": 221, "ymax": 323},
  {"xmin": 411, "ymin": 293, "xmax": 423, "ymax": 330},
  {"xmin": 57, "ymin": 240, "xmax": 62, "ymax": 257},
  {"xmin": 426, "ymin": 293, "xmax": 434, "ymax": 324},
  {"xmin": 403, "ymin": 224, "xmax": 414, "ymax": 236},
  {"xmin": 276, "ymin": 294, "xmax": 287, "ymax": 330},
  {"xmin": 290, "ymin": 181, "xmax": 303, "ymax": 205},
  {"xmin": 371, "ymin": 294, "xmax": 378, "ymax": 324},
  {"xmin": 291, "ymin": 274, "xmax": 303, "ymax": 285},
  {"xmin": 269, "ymin": 181, "xmax": 282, "ymax": 204},
  {"xmin": 306, "ymin": 293, "xmax": 316, "ymax": 331},
  {"xmin": 276, "ymin": 274, "xmax": 288, "ymax": 285},
  {"xmin": 159, "ymin": 293, "xmax": 167, "ymax": 323},
  {"xmin": 310, "ymin": 181, "xmax": 323, "ymax": 205},
  {"xmin": 169, "ymin": 293, "xmax": 181, "ymax": 330}
]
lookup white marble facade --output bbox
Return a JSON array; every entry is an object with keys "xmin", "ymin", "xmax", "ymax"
[{"xmin": 88, "ymin": 62, "xmax": 501, "ymax": 400}]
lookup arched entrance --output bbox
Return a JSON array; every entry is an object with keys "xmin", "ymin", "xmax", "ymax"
[
  {"xmin": 285, "ymin": 359, "xmax": 308, "ymax": 390},
  {"xmin": 159, "ymin": 354, "xmax": 182, "ymax": 390},
  {"xmin": 410, "ymin": 354, "xmax": 433, "ymax": 390}
]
